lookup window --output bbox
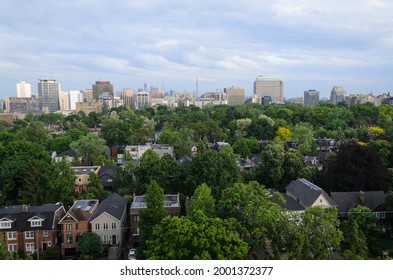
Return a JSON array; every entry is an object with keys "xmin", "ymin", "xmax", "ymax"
[
  {"xmin": 95, "ymin": 223, "xmax": 100, "ymax": 230},
  {"xmin": 26, "ymin": 243, "xmax": 35, "ymax": 253},
  {"xmin": 103, "ymin": 235, "xmax": 109, "ymax": 245},
  {"xmin": 0, "ymin": 221, "xmax": 11, "ymax": 229},
  {"xmin": 7, "ymin": 232, "xmax": 16, "ymax": 240},
  {"xmin": 133, "ymin": 215, "xmax": 139, "ymax": 222},
  {"xmin": 132, "ymin": 228, "xmax": 140, "ymax": 236},
  {"xmin": 103, "ymin": 223, "xmax": 108, "ymax": 230},
  {"xmin": 30, "ymin": 220, "xmax": 42, "ymax": 227},
  {"xmin": 78, "ymin": 178, "xmax": 82, "ymax": 182},
  {"xmin": 67, "ymin": 234, "xmax": 73, "ymax": 244},
  {"xmin": 8, "ymin": 244, "xmax": 17, "ymax": 252},
  {"xmin": 25, "ymin": 231, "xmax": 34, "ymax": 239},
  {"xmin": 107, "ymin": 178, "xmax": 113, "ymax": 183},
  {"xmin": 381, "ymin": 212, "xmax": 386, "ymax": 219},
  {"xmin": 43, "ymin": 230, "xmax": 49, "ymax": 238},
  {"xmin": 66, "ymin": 224, "xmax": 72, "ymax": 232},
  {"xmin": 111, "ymin": 223, "xmax": 117, "ymax": 230}
]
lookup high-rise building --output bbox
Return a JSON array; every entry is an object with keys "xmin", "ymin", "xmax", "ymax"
[
  {"xmin": 16, "ymin": 81, "xmax": 32, "ymax": 98},
  {"xmin": 92, "ymin": 80, "xmax": 114, "ymax": 101},
  {"xmin": 224, "ymin": 87, "xmax": 245, "ymax": 106},
  {"xmin": 4, "ymin": 96, "xmax": 40, "ymax": 113},
  {"xmin": 304, "ymin": 89, "xmax": 320, "ymax": 106},
  {"xmin": 136, "ymin": 91, "xmax": 150, "ymax": 109},
  {"xmin": 83, "ymin": 89, "xmax": 93, "ymax": 102},
  {"xmin": 69, "ymin": 90, "xmax": 83, "ymax": 111},
  {"xmin": 330, "ymin": 86, "xmax": 346, "ymax": 105},
  {"xmin": 253, "ymin": 76, "xmax": 284, "ymax": 104},
  {"xmin": 38, "ymin": 79, "xmax": 60, "ymax": 112},
  {"xmin": 120, "ymin": 89, "xmax": 135, "ymax": 108},
  {"xmin": 59, "ymin": 91, "xmax": 70, "ymax": 111}
]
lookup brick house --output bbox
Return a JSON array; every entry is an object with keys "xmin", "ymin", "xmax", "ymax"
[
  {"xmin": 71, "ymin": 166, "xmax": 101, "ymax": 194},
  {"xmin": 0, "ymin": 203, "xmax": 65, "ymax": 257},
  {"xmin": 58, "ymin": 199, "xmax": 99, "ymax": 257}
]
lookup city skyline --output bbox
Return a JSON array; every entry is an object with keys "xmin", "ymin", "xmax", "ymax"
[{"xmin": 0, "ymin": 1, "xmax": 392, "ymax": 99}]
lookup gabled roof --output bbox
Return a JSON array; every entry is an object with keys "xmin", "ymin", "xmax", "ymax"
[
  {"xmin": 59, "ymin": 199, "xmax": 99, "ymax": 223},
  {"xmin": 98, "ymin": 166, "xmax": 119, "ymax": 179},
  {"xmin": 286, "ymin": 178, "xmax": 337, "ymax": 207},
  {"xmin": 248, "ymin": 154, "xmax": 262, "ymax": 165},
  {"xmin": 0, "ymin": 203, "xmax": 64, "ymax": 231},
  {"xmin": 90, "ymin": 193, "xmax": 127, "ymax": 222},
  {"xmin": 57, "ymin": 149, "xmax": 78, "ymax": 157},
  {"xmin": 177, "ymin": 155, "xmax": 192, "ymax": 167},
  {"xmin": 330, "ymin": 191, "xmax": 385, "ymax": 214},
  {"xmin": 280, "ymin": 193, "xmax": 305, "ymax": 211}
]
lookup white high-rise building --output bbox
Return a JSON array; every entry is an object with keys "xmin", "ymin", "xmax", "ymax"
[
  {"xmin": 69, "ymin": 90, "xmax": 83, "ymax": 111},
  {"xmin": 330, "ymin": 86, "xmax": 346, "ymax": 105},
  {"xmin": 16, "ymin": 81, "xmax": 32, "ymax": 98}
]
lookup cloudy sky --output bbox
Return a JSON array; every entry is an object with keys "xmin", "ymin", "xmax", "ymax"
[{"xmin": 0, "ymin": 0, "xmax": 392, "ymax": 99}]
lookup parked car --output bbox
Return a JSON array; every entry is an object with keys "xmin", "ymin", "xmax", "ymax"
[{"xmin": 128, "ymin": 248, "xmax": 136, "ymax": 260}]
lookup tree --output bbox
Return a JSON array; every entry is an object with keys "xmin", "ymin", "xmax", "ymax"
[
  {"xmin": 324, "ymin": 141, "xmax": 389, "ymax": 192},
  {"xmin": 187, "ymin": 183, "xmax": 216, "ymax": 219},
  {"xmin": 341, "ymin": 220, "xmax": 369, "ymax": 259},
  {"xmin": 138, "ymin": 180, "xmax": 167, "ymax": 259},
  {"xmin": 78, "ymin": 232, "xmax": 100, "ymax": 257},
  {"xmin": 282, "ymin": 150, "xmax": 313, "ymax": 186},
  {"xmin": 0, "ymin": 234, "xmax": 13, "ymax": 260},
  {"xmin": 256, "ymin": 142, "xmax": 285, "ymax": 190},
  {"xmin": 70, "ymin": 133, "xmax": 107, "ymax": 166},
  {"xmin": 83, "ymin": 172, "xmax": 108, "ymax": 200},
  {"xmin": 276, "ymin": 127, "xmax": 291, "ymax": 141},
  {"xmin": 291, "ymin": 123, "xmax": 315, "ymax": 155},
  {"xmin": 233, "ymin": 138, "xmax": 260, "ymax": 158},
  {"xmin": 289, "ymin": 207, "xmax": 343, "ymax": 260},
  {"xmin": 100, "ymin": 113, "xmax": 132, "ymax": 146},
  {"xmin": 48, "ymin": 161, "xmax": 75, "ymax": 207},
  {"xmin": 144, "ymin": 212, "xmax": 249, "ymax": 260}
]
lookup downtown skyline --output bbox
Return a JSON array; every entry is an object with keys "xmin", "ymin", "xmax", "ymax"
[{"xmin": 0, "ymin": 1, "xmax": 392, "ymax": 99}]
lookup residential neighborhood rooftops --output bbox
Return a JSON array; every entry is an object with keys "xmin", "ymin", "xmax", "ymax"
[
  {"xmin": 90, "ymin": 192, "xmax": 127, "ymax": 222},
  {"xmin": 131, "ymin": 194, "xmax": 180, "ymax": 209},
  {"xmin": 71, "ymin": 166, "xmax": 101, "ymax": 175},
  {"xmin": 331, "ymin": 191, "xmax": 385, "ymax": 214},
  {"xmin": 59, "ymin": 199, "xmax": 99, "ymax": 223}
]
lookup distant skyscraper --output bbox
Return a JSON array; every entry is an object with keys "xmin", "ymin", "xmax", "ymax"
[
  {"xmin": 69, "ymin": 90, "xmax": 83, "ymax": 111},
  {"xmin": 254, "ymin": 76, "xmax": 284, "ymax": 103},
  {"xmin": 224, "ymin": 87, "xmax": 245, "ymax": 106},
  {"xmin": 304, "ymin": 89, "xmax": 320, "ymax": 106},
  {"xmin": 38, "ymin": 79, "xmax": 60, "ymax": 112},
  {"xmin": 136, "ymin": 91, "xmax": 150, "ymax": 109},
  {"xmin": 92, "ymin": 80, "xmax": 114, "ymax": 101},
  {"xmin": 83, "ymin": 89, "xmax": 93, "ymax": 102},
  {"xmin": 120, "ymin": 89, "xmax": 135, "ymax": 108},
  {"xmin": 330, "ymin": 86, "xmax": 346, "ymax": 105},
  {"xmin": 59, "ymin": 91, "xmax": 70, "ymax": 111},
  {"xmin": 16, "ymin": 81, "xmax": 32, "ymax": 98}
]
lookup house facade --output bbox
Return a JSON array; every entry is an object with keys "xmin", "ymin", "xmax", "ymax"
[
  {"xmin": 0, "ymin": 203, "xmax": 65, "ymax": 257},
  {"xmin": 130, "ymin": 193, "xmax": 181, "ymax": 245},
  {"xmin": 90, "ymin": 193, "xmax": 127, "ymax": 248},
  {"xmin": 71, "ymin": 166, "xmax": 101, "ymax": 194},
  {"xmin": 58, "ymin": 199, "xmax": 99, "ymax": 257}
]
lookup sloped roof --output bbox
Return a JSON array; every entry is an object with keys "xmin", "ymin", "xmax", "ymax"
[
  {"xmin": 59, "ymin": 199, "xmax": 98, "ymax": 223},
  {"xmin": 0, "ymin": 203, "xmax": 64, "ymax": 231},
  {"xmin": 330, "ymin": 191, "xmax": 385, "ymax": 214},
  {"xmin": 286, "ymin": 178, "xmax": 337, "ymax": 207},
  {"xmin": 90, "ymin": 192, "xmax": 127, "ymax": 222},
  {"xmin": 99, "ymin": 166, "xmax": 120, "ymax": 179}
]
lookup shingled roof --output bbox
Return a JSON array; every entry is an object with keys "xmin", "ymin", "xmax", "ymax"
[
  {"xmin": 0, "ymin": 203, "xmax": 64, "ymax": 232},
  {"xmin": 286, "ymin": 178, "xmax": 337, "ymax": 208},
  {"xmin": 330, "ymin": 191, "xmax": 385, "ymax": 215},
  {"xmin": 90, "ymin": 192, "xmax": 127, "ymax": 222}
]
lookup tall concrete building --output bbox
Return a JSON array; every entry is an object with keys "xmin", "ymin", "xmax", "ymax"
[
  {"xmin": 136, "ymin": 91, "xmax": 150, "ymax": 109},
  {"xmin": 59, "ymin": 91, "xmax": 70, "ymax": 112},
  {"xmin": 253, "ymin": 76, "xmax": 284, "ymax": 104},
  {"xmin": 38, "ymin": 79, "xmax": 60, "ymax": 112},
  {"xmin": 69, "ymin": 90, "xmax": 83, "ymax": 111},
  {"xmin": 224, "ymin": 87, "xmax": 245, "ymax": 106},
  {"xmin": 304, "ymin": 89, "xmax": 320, "ymax": 106},
  {"xmin": 83, "ymin": 89, "xmax": 93, "ymax": 102},
  {"xmin": 92, "ymin": 80, "xmax": 114, "ymax": 101},
  {"xmin": 16, "ymin": 81, "xmax": 32, "ymax": 98},
  {"xmin": 330, "ymin": 86, "xmax": 346, "ymax": 105},
  {"xmin": 120, "ymin": 89, "xmax": 135, "ymax": 108}
]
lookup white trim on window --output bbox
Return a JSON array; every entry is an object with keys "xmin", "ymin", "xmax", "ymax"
[
  {"xmin": 8, "ymin": 244, "xmax": 17, "ymax": 252},
  {"xmin": 26, "ymin": 243, "xmax": 35, "ymax": 253},
  {"xmin": 25, "ymin": 231, "xmax": 34, "ymax": 239},
  {"xmin": 7, "ymin": 232, "xmax": 17, "ymax": 240}
]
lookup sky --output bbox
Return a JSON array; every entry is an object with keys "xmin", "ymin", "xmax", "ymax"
[{"xmin": 0, "ymin": 0, "xmax": 392, "ymax": 100}]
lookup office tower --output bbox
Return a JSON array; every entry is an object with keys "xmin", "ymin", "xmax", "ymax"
[
  {"xmin": 83, "ymin": 89, "xmax": 93, "ymax": 102},
  {"xmin": 224, "ymin": 87, "xmax": 245, "ymax": 106},
  {"xmin": 136, "ymin": 91, "xmax": 150, "ymax": 109},
  {"xmin": 92, "ymin": 80, "xmax": 114, "ymax": 101},
  {"xmin": 120, "ymin": 89, "xmax": 135, "ymax": 108},
  {"xmin": 38, "ymin": 79, "xmax": 60, "ymax": 112},
  {"xmin": 16, "ymin": 81, "xmax": 32, "ymax": 98},
  {"xmin": 69, "ymin": 90, "xmax": 83, "ymax": 111},
  {"xmin": 59, "ymin": 91, "xmax": 70, "ymax": 111},
  {"xmin": 330, "ymin": 86, "xmax": 346, "ymax": 105},
  {"xmin": 253, "ymin": 76, "xmax": 284, "ymax": 104},
  {"xmin": 304, "ymin": 89, "xmax": 320, "ymax": 106}
]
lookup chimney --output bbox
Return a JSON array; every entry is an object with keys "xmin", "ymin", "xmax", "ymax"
[
  {"xmin": 359, "ymin": 191, "xmax": 365, "ymax": 205},
  {"xmin": 22, "ymin": 205, "xmax": 28, "ymax": 212}
]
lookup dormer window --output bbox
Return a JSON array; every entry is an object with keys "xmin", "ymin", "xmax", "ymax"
[
  {"xmin": 0, "ymin": 221, "xmax": 12, "ymax": 229},
  {"xmin": 28, "ymin": 216, "xmax": 45, "ymax": 227}
]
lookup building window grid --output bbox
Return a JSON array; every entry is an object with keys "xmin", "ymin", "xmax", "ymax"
[
  {"xmin": 31, "ymin": 220, "xmax": 42, "ymax": 227},
  {"xmin": 25, "ymin": 231, "xmax": 34, "ymax": 239},
  {"xmin": 26, "ymin": 243, "xmax": 35, "ymax": 253},
  {"xmin": 95, "ymin": 223, "xmax": 100, "ymax": 230},
  {"xmin": 8, "ymin": 244, "xmax": 17, "ymax": 252},
  {"xmin": 0, "ymin": 221, "xmax": 11, "ymax": 229},
  {"xmin": 7, "ymin": 232, "xmax": 17, "ymax": 240}
]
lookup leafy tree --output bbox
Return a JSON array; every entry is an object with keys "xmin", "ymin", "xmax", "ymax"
[
  {"xmin": 289, "ymin": 207, "xmax": 343, "ymax": 260},
  {"xmin": 291, "ymin": 123, "xmax": 315, "ymax": 155},
  {"xmin": 324, "ymin": 141, "xmax": 389, "ymax": 192},
  {"xmin": 341, "ymin": 220, "xmax": 369, "ymax": 259},
  {"xmin": 100, "ymin": 112, "xmax": 132, "ymax": 146},
  {"xmin": 47, "ymin": 135, "xmax": 73, "ymax": 153},
  {"xmin": 48, "ymin": 161, "xmax": 76, "ymax": 208},
  {"xmin": 282, "ymin": 150, "xmax": 313, "ymax": 186},
  {"xmin": 78, "ymin": 232, "xmax": 100, "ymax": 257},
  {"xmin": 256, "ymin": 142, "xmax": 285, "ymax": 190},
  {"xmin": 368, "ymin": 140, "xmax": 392, "ymax": 166},
  {"xmin": 70, "ymin": 133, "xmax": 107, "ymax": 166},
  {"xmin": 0, "ymin": 234, "xmax": 13, "ymax": 260},
  {"xmin": 233, "ymin": 138, "xmax": 260, "ymax": 158},
  {"xmin": 138, "ymin": 180, "xmax": 167, "ymax": 259},
  {"xmin": 187, "ymin": 183, "xmax": 216, "ymax": 219},
  {"xmin": 83, "ymin": 172, "xmax": 108, "ymax": 200},
  {"xmin": 43, "ymin": 245, "xmax": 62, "ymax": 260},
  {"xmin": 276, "ymin": 127, "xmax": 291, "ymax": 141},
  {"xmin": 144, "ymin": 212, "xmax": 249, "ymax": 260}
]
